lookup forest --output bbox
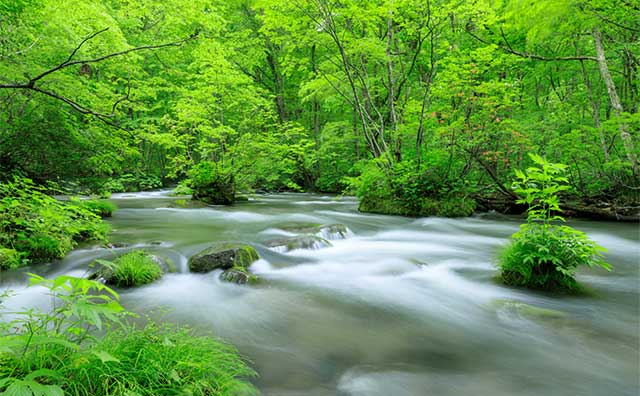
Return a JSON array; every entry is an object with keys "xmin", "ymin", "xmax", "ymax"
[
  {"xmin": 1, "ymin": 0, "xmax": 638, "ymax": 213},
  {"xmin": 0, "ymin": 0, "xmax": 638, "ymax": 395}
]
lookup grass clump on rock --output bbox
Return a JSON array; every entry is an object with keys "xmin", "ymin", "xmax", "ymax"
[
  {"xmin": 498, "ymin": 154, "xmax": 610, "ymax": 292},
  {"xmin": 95, "ymin": 251, "xmax": 163, "ymax": 287}
]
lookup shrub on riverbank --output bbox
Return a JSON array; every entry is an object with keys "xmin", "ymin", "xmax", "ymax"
[
  {"xmin": 189, "ymin": 162, "xmax": 236, "ymax": 205},
  {"xmin": 73, "ymin": 198, "xmax": 117, "ymax": 217},
  {"xmin": 498, "ymin": 154, "xmax": 611, "ymax": 291},
  {"xmin": 0, "ymin": 177, "xmax": 109, "ymax": 269},
  {"xmin": 0, "ymin": 274, "xmax": 257, "ymax": 396},
  {"xmin": 95, "ymin": 251, "xmax": 163, "ymax": 287},
  {"xmin": 351, "ymin": 159, "xmax": 476, "ymax": 217}
]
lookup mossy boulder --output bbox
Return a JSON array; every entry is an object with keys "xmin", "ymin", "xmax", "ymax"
[
  {"xmin": 220, "ymin": 267, "xmax": 258, "ymax": 285},
  {"xmin": 264, "ymin": 235, "xmax": 332, "ymax": 253},
  {"xmin": 492, "ymin": 299, "xmax": 566, "ymax": 320},
  {"xmin": 189, "ymin": 243, "xmax": 259, "ymax": 273}
]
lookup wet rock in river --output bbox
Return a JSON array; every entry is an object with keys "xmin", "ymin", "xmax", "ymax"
[
  {"xmin": 264, "ymin": 235, "xmax": 332, "ymax": 253},
  {"xmin": 102, "ymin": 242, "xmax": 130, "ymax": 249},
  {"xmin": 493, "ymin": 299, "xmax": 566, "ymax": 320},
  {"xmin": 220, "ymin": 267, "xmax": 258, "ymax": 285},
  {"xmin": 279, "ymin": 223, "xmax": 352, "ymax": 240},
  {"xmin": 189, "ymin": 243, "xmax": 259, "ymax": 273}
]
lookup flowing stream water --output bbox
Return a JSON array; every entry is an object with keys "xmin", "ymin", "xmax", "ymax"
[{"xmin": 2, "ymin": 191, "xmax": 639, "ymax": 395}]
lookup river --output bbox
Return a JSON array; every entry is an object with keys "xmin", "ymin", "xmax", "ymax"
[{"xmin": 2, "ymin": 191, "xmax": 638, "ymax": 395}]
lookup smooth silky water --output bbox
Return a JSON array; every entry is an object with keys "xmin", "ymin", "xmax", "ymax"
[{"xmin": 2, "ymin": 191, "xmax": 638, "ymax": 395}]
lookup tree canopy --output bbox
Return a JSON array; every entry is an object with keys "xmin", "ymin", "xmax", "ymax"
[{"xmin": 1, "ymin": 0, "xmax": 638, "ymax": 212}]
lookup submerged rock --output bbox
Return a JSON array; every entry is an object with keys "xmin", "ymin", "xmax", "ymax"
[
  {"xmin": 102, "ymin": 242, "xmax": 130, "ymax": 249},
  {"xmin": 150, "ymin": 255, "xmax": 178, "ymax": 273},
  {"xmin": 264, "ymin": 235, "xmax": 332, "ymax": 253},
  {"xmin": 189, "ymin": 243, "xmax": 259, "ymax": 273},
  {"xmin": 168, "ymin": 199, "xmax": 209, "ymax": 209},
  {"xmin": 493, "ymin": 299, "xmax": 566, "ymax": 320},
  {"xmin": 279, "ymin": 223, "xmax": 352, "ymax": 240},
  {"xmin": 220, "ymin": 267, "xmax": 258, "ymax": 284}
]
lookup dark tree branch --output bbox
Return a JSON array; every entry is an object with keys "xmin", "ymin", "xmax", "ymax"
[
  {"xmin": 0, "ymin": 28, "xmax": 198, "ymax": 126},
  {"xmin": 466, "ymin": 27, "xmax": 597, "ymax": 62}
]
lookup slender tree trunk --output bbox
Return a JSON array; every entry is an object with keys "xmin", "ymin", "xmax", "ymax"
[
  {"xmin": 579, "ymin": 59, "xmax": 609, "ymax": 162},
  {"xmin": 386, "ymin": 12, "xmax": 401, "ymax": 162},
  {"xmin": 311, "ymin": 44, "xmax": 320, "ymax": 149},
  {"xmin": 592, "ymin": 27, "xmax": 637, "ymax": 174}
]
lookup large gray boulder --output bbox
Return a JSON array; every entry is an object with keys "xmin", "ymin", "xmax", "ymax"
[
  {"xmin": 189, "ymin": 243, "xmax": 259, "ymax": 273},
  {"xmin": 264, "ymin": 235, "xmax": 332, "ymax": 253}
]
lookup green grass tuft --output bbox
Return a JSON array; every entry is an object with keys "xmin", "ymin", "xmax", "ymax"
[{"xmin": 106, "ymin": 251, "xmax": 163, "ymax": 287}]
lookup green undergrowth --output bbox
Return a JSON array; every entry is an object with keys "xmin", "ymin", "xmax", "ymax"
[
  {"xmin": 0, "ymin": 274, "xmax": 257, "ymax": 396},
  {"xmin": 71, "ymin": 199, "xmax": 117, "ymax": 218},
  {"xmin": 94, "ymin": 251, "xmax": 163, "ymax": 287},
  {"xmin": 351, "ymin": 159, "xmax": 476, "ymax": 217},
  {"xmin": 0, "ymin": 177, "xmax": 109, "ymax": 270}
]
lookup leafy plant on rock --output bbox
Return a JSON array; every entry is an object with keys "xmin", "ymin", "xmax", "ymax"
[{"xmin": 498, "ymin": 154, "xmax": 611, "ymax": 291}]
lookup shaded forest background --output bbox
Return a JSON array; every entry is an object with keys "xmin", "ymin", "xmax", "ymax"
[{"xmin": 1, "ymin": 0, "xmax": 638, "ymax": 216}]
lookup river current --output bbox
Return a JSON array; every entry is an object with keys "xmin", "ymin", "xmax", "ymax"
[{"xmin": 2, "ymin": 191, "xmax": 638, "ymax": 395}]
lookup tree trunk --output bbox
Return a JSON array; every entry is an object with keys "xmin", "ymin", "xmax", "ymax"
[
  {"xmin": 386, "ymin": 12, "xmax": 401, "ymax": 162},
  {"xmin": 579, "ymin": 59, "xmax": 609, "ymax": 162},
  {"xmin": 592, "ymin": 27, "xmax": 637, "ymax": 174}
]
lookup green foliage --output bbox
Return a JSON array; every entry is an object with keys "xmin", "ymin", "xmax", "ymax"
[
  {"xmin": 172, "ymin": 181, "xmax": 193, "ymax": 196},
  {"xmin": 499, "ymin": 155, "xmax": 611, "ymax": 291},
  {"xmin": 70, "ymin": 199, "xmax": 117, "ymax": 218},
  {"xmin": 0, "ymin": 0, "xmax": 637, "ymax": 210},
  {"xmin": 352, "ymin": 159, "xmax": 476, "ymax": 217},
  {"xmin": 499, "ymin": 223, "xmax": 610, "ymax": 291},
  {"xmin": 513, "ymin": 153, "xmax": 569, "ymax": 224},
  {"xmin": 95, "ymin": 251, "xmax": 163, "ymax": 287},
  {"xmin": 0, "ymin": 248, "xmax": 22, "ymax": 270},
  {"xmin": 0, "ymin": 177, "xmax": 109, "ymax": 267},
  {"xmin": 189, "ymin": 162, "xmax": 236, "ymax": 205},
  {"xmin": 0, "ymin": 274, "xmax": 256, "ymax": 396}
]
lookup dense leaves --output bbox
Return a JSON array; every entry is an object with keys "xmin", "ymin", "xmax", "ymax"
[
  {"xmin": 0, "ymin": 0, "xmax": 637, "ymax": 208},
  {"xmin": 0, "ymin": 274, "xmax": 256, "ymax": 395},
  {"xmin": 0, "ymin": 178, "xmax": 109, "ymax": 269},
  {"xmin": 499, "ymin": 156, "xmax": 611, "ymax": 291}
]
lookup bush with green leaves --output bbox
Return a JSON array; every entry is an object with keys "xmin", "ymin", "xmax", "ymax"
[
  {"xmin": 70, "ymin": 198, "xmax": 117, "ymax": 218},
  {"xmin": 498, "ymin": 154, "xmax": 611, "ymax": 291},
  {"xmin": 95, "ymin": 251, "xmax": 163, "ymax": 287},
  {"xmin": 0, "ymin": 177, "xmax": 109, "ymax": 269},
  {"xmin": 188, "ymin": 162, "xmax": 236, "ymax": 205},
  {"xmin": 351, "ymin": 159, "xmax": 476, "ymax": 217},
  {"xmin": 0, "ymin": 274, "xmax": 257, "ymax": 396}
]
